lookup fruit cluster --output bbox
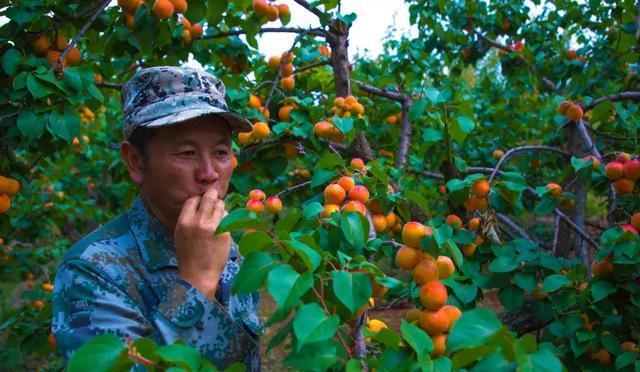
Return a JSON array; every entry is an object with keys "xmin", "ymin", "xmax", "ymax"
[
  {"xmin": 267, "ymin": 51, "xmax": 296, "ymax": 92},
  {"xmin": 463, "ymin": 179, "xmax": 490, "ymax": 212},
  {"xmin": 394, "ymin": 221, "xmax": 462, "ymax": 357},
  {"xmin": 238, "ymin": 95, "xmax": 272, "ymax": 145},
  {"xmin": 313, "ymin": 120, "xmax": 346, "ymax": 143},
  {"xmin": 557, "ymin": 100, "xmax": 584, "ymax": 122},
  {"xmin": 252, "ymin": 0, "xmax": 290, "ymax": 23},
  {"xmin": 278, "ymin": 101, "xmax": 297, "ymax": 122},
  {"xmin": 330, "ymin": 95, "xmax": 365, "ymax": 119},
  {"xmin": 245, "ymin": 189, "xmax": 282, "ymax": 214},
  {"xmin": 32, "ymin": 32, "xmax": 81, "ymax": 73},
  {"xmin": 604, "ymin": 152, "xmax": 639, "ymax": 195},
  {"xmin": 0, "ymin": 176, "xmax": 20, "ymax": 213},
  {"xmin": 79, "ymin": 106, "xmax": 95, "ymax": 125}
]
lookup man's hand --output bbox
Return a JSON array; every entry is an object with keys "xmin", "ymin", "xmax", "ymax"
[{"xmin": 174, "ymin": 188, "xmax": 231, "ymax": 300}]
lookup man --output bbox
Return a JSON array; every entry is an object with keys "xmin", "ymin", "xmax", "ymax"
[{"xmin": 51, "ymin": 66, "xmax": 261, "ymax": 370}]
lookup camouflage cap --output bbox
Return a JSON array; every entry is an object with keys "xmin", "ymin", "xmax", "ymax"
[{"xmin": 121, "ymin": 66, "xmax": 252, "ymax": 140}]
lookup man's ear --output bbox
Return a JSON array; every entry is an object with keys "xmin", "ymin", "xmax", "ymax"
[{"xmin": 120, "ymin": 142, "xmax": 144, "ymax": 185}]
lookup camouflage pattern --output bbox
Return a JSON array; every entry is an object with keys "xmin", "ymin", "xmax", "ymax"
[
  {"xmin": 121, "ymin": 66, "xmax": 252, "ymax": 140},
  {"xmin": 52, "ymin": 196, "xmax": 261, "ymax": 371}
]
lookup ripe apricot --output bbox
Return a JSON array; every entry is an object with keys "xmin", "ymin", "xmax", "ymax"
[
  {"xmin": 337, "ymin": 176, "xmax": 355, "ymax": 193},
  {"xmin": 402, "ymin": 221, "xmax": 431, "ymax": 248},
  {"xmin": 281, "ymin": 51, "xmax": 294, "ymax": 64},
  {"xmin": 591, "ymin": 257, "xmax": 613, "ymax": 276},
  {"xmin": 590, "ymin": 348, "xmax": 611, "ymax": 366},
  {"xmin": 34, "ymin": 299, "xmax": 44, "ymax": 310},
  {"xmin": 385, "ymin": 212, "xmax": 397, "ymax": 227},
  {"xmin": 265, "ymin": 196, "xmax": 282, "ymax": 214},
  {"xmin": 372, "ymin": 214, "xmax": 387, "ymax": 233},
  {"xmin": 170, "ymin": 0, "xmax": 187, "ymax": 13},
  {"xmin": 631, "ymin": 212, "xmax": 640, "ymax": 230},
  {"xmin": 546, "ymin": 183, "xmax": 562, "ymax": 198},
  {"xmin": 248, "ymin": 189, "xmax": 266, "ymax": 201},
  {"xmin": 153, "ymin": 0, "xmax": 174, "ymax": 19},
  {"xmin": 278, "ymin": 3, "xmax": 290, "ymax": 18},
  {"xmin": 566, "ymin": 104, "xmax": 583, "ymax": 121},
  {"xmin": 605, "ymin": 161, "xmax": 624, "ymax": 180},
  {"xmin": 462, "ymin": 243, "xmax": 477, "ymax": 257},
  {"xmin": 265, "ymin": 4, "xmax": 279, "ymax": 21},
  {"xmin": 441, "ymin": 305, "xmax": 462, "ymax": 332},
  {"xmin": 278, "ymin": 104, "xmax": 294, "ymax": 122},
  {"xmin": 118, "ymin": 0, "xmax": 139, "ymax": 12},
  {"xmin": 248, "ymin": 94, "xmax": 261, "ymax": 109},
  {"xmin": 472, "ymin": 179, "xmax": 491, "ymax": 198},
  {"xmin": 432, "ymin": 334, "xmax": 447, "ymax": 358},
  {"xmin": 621, "ymin": 341, "xmax": 638, "ymax": 353},
  {"xmin": 418, "ymin": 308, "xmax": 450, "ymax": 336},
  {"xmin": 42, "ymin": 283, "xmax": 54, "ymax": 292},
  {"xmin": 623, "ymin": 159, "xmax": 640, "ymax": 180},
  {"xmin": 406, "ymin": 308, "xmax": 421, "ymax": 322},
  {"xmin": 251, "ymin": 121, "xmax": 270, "ymax": 140},
  {"xmin": 348, "ymin": 185, "xmax": 369, "ymax": 204},
  {"xmin": 334, "ymin": 97, "xmax": 345, "ymax": 107},
  {"xmin": 445, "ymin": 214, "xmax": 463, "ymax": 228},
  {"xmin": 614, "ymin": 178, "xmax": 635, "ymax": 195},
  {"xmin": 64, "ymin": 47, "xmax": 81, "ymax": 66},
  {"xmin": 313, "ymin": 121, "xmax": 333, "ymax": 138},
  {"xmin": 350, "ymin": 103, "xmax": 365, "ymax": 116},
  {"xmin": 464, "ymin": 195, "xmax": 488, "ymax": 212},
  {"xmin": 617, "ymin": 152, "xmax": 631, "ymax": 164},
  {"xmin": 32, "ymin": 35, "xmax": 49, "ymax": 56},
  {"xmin": 583, "ymin": 155, "xmax": 600, "ymax": 169},
  {"xmin": 48, "ymin": 332, "xmax": 57, "ymax": 349},
  {"xmin": 436, "ymin": 256, "xmax": 455, "ymax": 279},
  {"xmin": 328, "ymin": 126, "xmax": 346, "ymax": 143},
  {"xmin": 246, "ymin": 199, "xmax": 264, "ymax": 213},
  {"xmin": 492, "ymin": 149, "xmax": 504, "ymax": 160},
  {"xmin": 280, "ymin": 76, "xmax": 295, "ymax": 91},
  {"xmin": 385, "ymin": 115, "xmax": 397, "ymax": 125},
  {"xmin": 396, "ymin": 246, "xmax": 421, "ymax": 270},
  {"xmin": 413, "ymin": 259, "xmax": 440, "ymax": 285},
  {"xmin": 0, "ymin": 194, "xmax": 10, "ymax": 213},
  {"xmin": 252, "ymin": 0, "xmax": 269, "ymax": 17},
  {"xmin": 238, "ymin": 132, "xmax": 253, "ymax": 145},
  {"xmin": 350, "ymin": 158, "xmax": 366, "ymax": 171},
  {"xmin": 321, "ymin": 203, "xmax": 340, "ymax": 218},
  {"xmin": 0, "ymin": 176, "xmax": 20, "ymax": 196},
  {"xmin": 622, "ymin": 224, "xmax": 638, "ymax": 235},
  {"xmin": 419, "ymin": 281, "xmax": 448, "ymax": 310},
  {"xmin": 281, "ymin": 63, "xmax": 294, "ymax": 77},
  {"xmin": 468, "ymin": 217, "xmax": 481, "ymax": 231},
  {"xmin": 367, "ymin": 319, "xmax": 388, "ymax": 333},
  {"xmin": 566, "ymin": 50, "xmax": 577, "ymax": 60},
  {"xmin": 191, "ymin": 23, "xmax": 203, "ymax": 39},
  {"xmin": 342, "ymin": 200, "xmax": 367, "ymax": 215},
  {"xmin": 324, "ymin": 183, "xmax": 346, "ymax": 204},
  {"xmin": 53, "ymin": 34, "xmax": 68, "ymax": 51}
]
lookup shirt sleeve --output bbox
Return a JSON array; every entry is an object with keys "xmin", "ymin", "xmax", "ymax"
[{"xmin": 52, "ymin": 258, "xmax": 259, "ymax": 370}]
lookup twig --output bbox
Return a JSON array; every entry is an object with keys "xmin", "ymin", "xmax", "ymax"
[
  {"xmin": 201, "ymin": 27, "xmax": 327, "ymax": 39},
  {"xmin": 553, "ymin": 208, "xmax": 601, "ymax": 250},
  {"xmin": 576, "ymin": 119, "xmax": 601, "ymax": 158},
  {"xmin": 496, "ymin": 213, "xmax": 533, "ymax": 241},
  {"xmin": 395, "ymin": 97, "xmax": 413, "ymax": 169},
  {"xmin": 551, "ymin": 215, "xmax": 561, "ymax": 256},
  {"xmin": 380, "ymin": 240, "xmax": 403, "ymax": 249},
  {"xmin": 96, "ymin": 81, "xmax": 123, "ymax": 90},
  {"xmin": 585, "ymin": 91, "xmax": 640, "ymax": 111},
  {"xmin": 294, "ymin": 60, "xmax": 330, "ymax": 75},
  {"xmin": 50, "ymin": 0, "xmax": 111, "ymax": 73},
  {"xmin": 477, "ymin": 33, "xmax": 559, "ymax": 93},
  {"xmin": 276, "ymin": 181, "xmax": 311, "ymax": 197},
  {"xmin": 352, "ymin": 80, "xmax": 406, "ymax": 102},
  {"xmin": 607, "ymin": 183, "xmax": 617, "ymax": 228},
  {"xmin": 293, "ymin": 0, "xmax": 326, "ymax": 19},
  {"xmin": 488, "ymin": 145, "xmax": 571, "ymax": 183}
]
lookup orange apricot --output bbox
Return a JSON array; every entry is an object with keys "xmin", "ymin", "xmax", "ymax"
[
  {"xmin": 419, "ymin": 281, "xmax": 448, "ymax": 310},
  {"xmin": 413, "ymin": 259, "xmax": 440, "ymax": 285}
]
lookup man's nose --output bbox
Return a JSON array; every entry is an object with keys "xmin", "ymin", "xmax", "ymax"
[{"xmin": 196, "ymin": 155, "xmax": 219, "ymax": 183}]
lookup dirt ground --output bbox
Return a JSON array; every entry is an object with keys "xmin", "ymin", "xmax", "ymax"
[{"xmin": 258, "ymin": 289, "xmax": 504, "ymax": 371}]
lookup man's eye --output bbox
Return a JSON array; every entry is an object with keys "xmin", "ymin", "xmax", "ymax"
[
  {"xmin": 179, "ymin": 151, "xmax": 196, "ymax": 156},
  {"xmin": 215, "ymin": 150, "xmax": 229, "ymax": 156}
]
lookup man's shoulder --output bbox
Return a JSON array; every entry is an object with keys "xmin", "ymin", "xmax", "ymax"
[{"xmin": 62, "ymin": 212, "xmax": 136, "ymax": 266}]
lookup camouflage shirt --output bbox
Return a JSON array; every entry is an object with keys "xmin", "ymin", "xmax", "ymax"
[{"xmin": 52, "ymin": 196, "xmax": 261, "ymax": 370}]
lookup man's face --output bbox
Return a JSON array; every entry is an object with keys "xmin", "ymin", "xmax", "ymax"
[{"xmin": 136, "ymin": 116, "xmax": 234, "ymax": 229}]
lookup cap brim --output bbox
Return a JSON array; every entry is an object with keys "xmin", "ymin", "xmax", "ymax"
[{"xmin": 135, "ymin": 108, "xmax": 253, "ymax": 135}]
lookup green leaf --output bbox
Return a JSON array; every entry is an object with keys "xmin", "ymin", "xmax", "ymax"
[
  {"xmin": 409, "ymin": 98, "xmax": 428, "ymax": 121},
  {"xmin": 267, "ymin": 264, "xmax": 313, "ymax": 313},
  {"xmin": 528, "ymin": 348, "xmax": 563, "ymax": 372},
  {"xmin": 615, "ymin": 352, "xmax": 637, "ymax": 369},
  {"xmin": 47, "ymin": 111, "xmax": 71, "ymax": 141},
  {"xmin": 27, "ymin": 74, "xmax": 55, "ymax": 99},
  {"xmin": 67, "ymin": 334, "xmax": 125, "ymax": 372},
  {"xmin": 283, "ymin": 340, "xmax": 337, "ymax": 370},
  {"xmin": 405, "ymin": 190, "xmax": 430, "ymax": 214},
  {"xmin": 488, "ymin": 256, "xmax": 519, "ymax": 273},
  {"xmin": 292, "ymin": 303, "xmax": 340, "ymax": 349},
  {"xmin": 232, "ymin": 251, "xmax": 274, "ymax": 294},
  {"xmin": 303, "ymin": 202, "xmax": 324, "ymax": 220},
  {"xmin": 498, "ymin": 285, "xmax": 524, "ymax": 310},
  {"xmin": 216, "ymin": 209, "xmax": 270, "ymax": 233},
  {"xmin": 17, "ymin": 110, "xmax": 45, "ymax": 139},
  {"xmin": 513, "ymin": 272, "xmax": 537, "ymax": 292},
  {"xmin": 331, "ymin": 270, "xmax": 372, "ymax": 314},
  {"xmin": 541, "ymin": 274, "xmax": 571, "ymax": 293},
  {"xmin": 238, "ymin": 230, "xmax": 274, "ymax": 256},
  {"xmin": 283, "ymin": 240, "xmax": 321, "ymax": 272},
  {"xmin": 449, "ymin": 115, "xmax": 475, "ymax": 143},
  {"xmin": 401, "ymin": 320, "xmax": 433, "ymax": 357},
  {"xmin": 341, "ymin": 212, "xmax": 369, "ymax": 250},
  {"xmin": 590, "ymin": 280, "xmax": 616, "ymax": 302},
  {"xmin": 1, "ymin": 48, "xmax": 21, "ymax": 76},
  {"xmin": 316, "ymin": 152, "xmax": 344, "ymax": 169},
  {"xmin": 155, "ymin": 343, "xmax": 200, "ymax": 371},
  {"xmin": 311, "ymin": 169, "xmax": 335, "ymax": 188},
  {"xmin": 447, "ymin": 308, "xmax": 503, "ymax": 353}
]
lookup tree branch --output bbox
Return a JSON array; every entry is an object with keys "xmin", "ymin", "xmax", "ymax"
[
  {"xmin": 50, "ymin": 0, "xmax": 111, "ymax": 73},
  {"xmin": 276, "ymin": 180, "xmax": 311, "ymax": 197},
  {"xmin": 96, "ymin": 81, "xmax": 123, "ymax": 90},
  {"xmin": 477, "ymin": 33, "xmax": 559, "ymax": 93},
  {"xmin": 293, "ymin": 0, "xmax": 326, "ymax": 20},
  {"xmin": 396, "ymin": 97, "xmax": 413, "ymax": 169},
  {"xmin": 488, "ymin": 145, "xmax": 571, "ymax": 182},
  {"xmin": 294, "ymin": 60, "xmax": 330, "ymax": 75},
  {"xmin": 201, "ymin": 27, "xmax": 327, "ymax": 40},
  {"xmin": 551, "ymin": 215, "xmax": 561, "ymax": 256},
  {"xmin": 352, "ymin": 80, "xmax": 407, "ymax": 102},
  {"xmin": 585, "ymin": 91, "xmax": 640, "ymax": 111}
]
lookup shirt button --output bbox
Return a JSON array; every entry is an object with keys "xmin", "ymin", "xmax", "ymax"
[
  {"xmin": 183, "ymin": 307, "xmax": 195, "ymax": 319},
  {"xmin": 195, "ymin": 320, "xmax": 204, "ymax": 330}
]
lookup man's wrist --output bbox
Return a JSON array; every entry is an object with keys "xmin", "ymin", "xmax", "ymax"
[{"xmin": 178, "ymin": 273, "xmax": 219, "ymax": 300}]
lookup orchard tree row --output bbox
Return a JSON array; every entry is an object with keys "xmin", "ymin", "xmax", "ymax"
[{"xmin": 1, "ymin": 0, "xmax": 640, "ymax": 370}]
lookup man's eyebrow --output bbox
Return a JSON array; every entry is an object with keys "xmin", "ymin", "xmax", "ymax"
[{"xmin": 174, "ymin": 138, "xmax": 230, "ymax": 146}]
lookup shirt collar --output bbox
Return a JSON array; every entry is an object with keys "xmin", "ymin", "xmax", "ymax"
[{"xmin": 128, "ymin": 196, "xmax": 178, "ymax": 272}]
